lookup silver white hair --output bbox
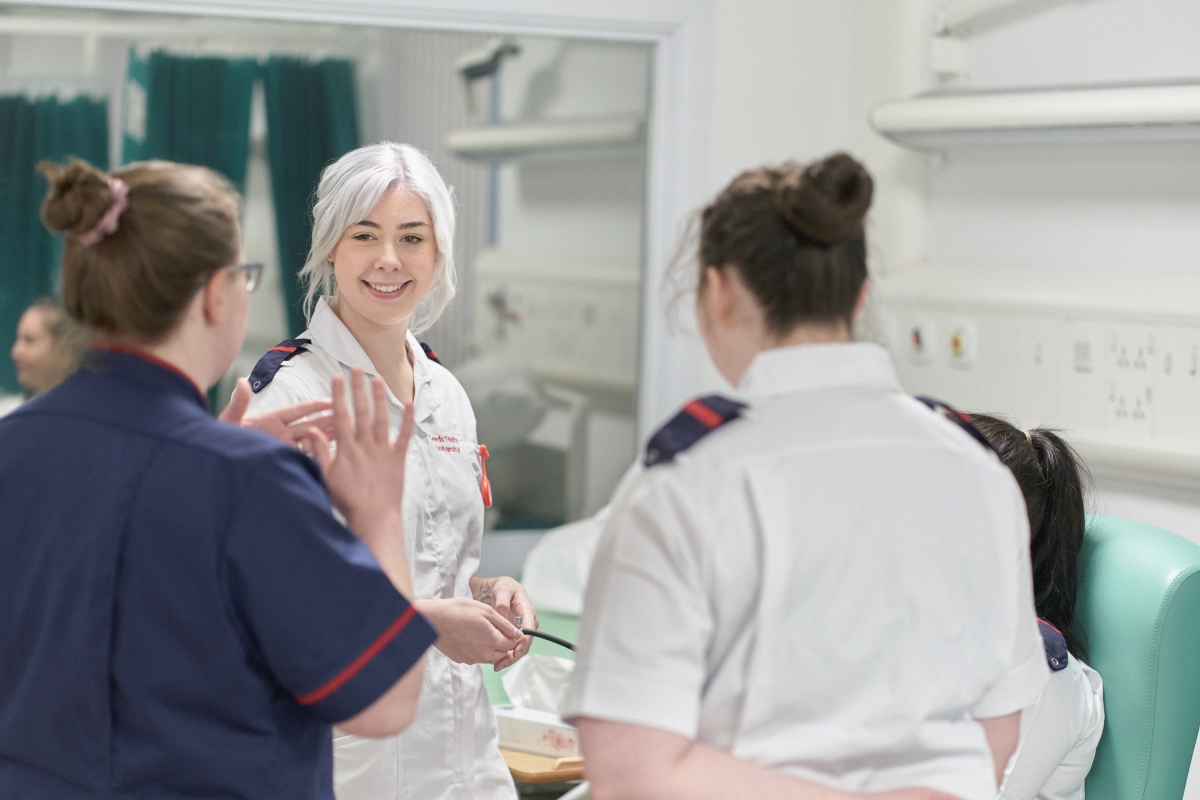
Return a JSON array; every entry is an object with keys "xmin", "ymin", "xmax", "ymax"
[{"xmin": 300, "ymin": 142, "xmax": 456, "ymax": 333}]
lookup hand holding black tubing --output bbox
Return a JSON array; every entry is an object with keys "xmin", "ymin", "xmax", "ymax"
[{"xmin": 520, "ymin": 628, "xmax": 575, "ymax": 652}]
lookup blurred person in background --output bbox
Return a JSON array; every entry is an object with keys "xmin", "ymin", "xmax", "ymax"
[{"xmin": 2, "ymin": 298, "xmax": 89, "ymax": 414}]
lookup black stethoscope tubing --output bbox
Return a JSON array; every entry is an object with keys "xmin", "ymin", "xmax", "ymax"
[{"xmin": 520, "ymin": 628, "xmax": 575, "ymax": 652}]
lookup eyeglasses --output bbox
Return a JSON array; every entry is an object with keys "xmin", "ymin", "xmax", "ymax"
[{"xmin": 232, "ymin": 262, "xmax": 264, "ymax": 293}]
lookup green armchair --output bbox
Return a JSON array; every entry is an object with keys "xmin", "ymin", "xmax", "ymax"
[{"xmin": 1077, "ymin": 516, "xmax": 1200, "ymax": 800}]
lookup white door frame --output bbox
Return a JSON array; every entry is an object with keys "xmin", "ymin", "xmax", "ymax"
[{"xmin": 5, "ymin": 0, "xmax": 716, "ymax": 440}]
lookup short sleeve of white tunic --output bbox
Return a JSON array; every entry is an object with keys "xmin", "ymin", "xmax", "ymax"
[
  {"xmin": 563, "ymin": 343, "xmax": 1049, "ymax": 800},
  {"xmin": 1000, "ymin": 657, "xmax": 1105, "ymax": 800}
]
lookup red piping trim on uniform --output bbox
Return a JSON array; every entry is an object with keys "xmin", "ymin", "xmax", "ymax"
[
  {"xmin": 296, "ymin": 605, "xmax": 420, "ymax": 706},
  {"xmin": 91, "ymin": 343, "xmax": 207, "ymax": 403},
  {"xmin": 1037, "ymin": 617, "xmax": 1062, "ymax": 634},
  {"xmin": 268, "ymin": 345, "xmax": 298, "ymax": 354},
  {"xmin": 684, "ymin": 399, "xmax": 723, "ymax": 429}
]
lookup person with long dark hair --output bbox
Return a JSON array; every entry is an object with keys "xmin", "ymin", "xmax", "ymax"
[
  {"xmin": 562, "ymin": 153, "xmax": 1049, "ymax": 800},
  {"xmin": 972, "ymin": 416, "xmax": 1104, "ymax": 800}
]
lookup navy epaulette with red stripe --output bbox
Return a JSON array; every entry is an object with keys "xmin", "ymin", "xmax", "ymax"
[
  {"xmin": 916, "ymin": 396, "xmax": 997, "ymax": 455},
  {"xmin": 1038, "ymin": 618, "xmax": 1069, "ymax": 671},
  {"xmin": 420, "ymin": 342, "xmax": 441, "ymax": 365},
  {"xmin": 644, "ymin": 395, "xmax": 746, "ymax": 467},
  {"xmin": 249, "ymin": 338, "xmax": 311, "ymax": 393}
]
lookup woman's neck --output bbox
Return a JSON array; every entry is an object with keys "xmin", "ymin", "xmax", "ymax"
[{"xmin": 331, "ymin": 298, "xmax": 415, "ymax": 405}]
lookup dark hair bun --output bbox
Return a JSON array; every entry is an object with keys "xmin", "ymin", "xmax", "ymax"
[
  {"xmin": 38, "ymin": 157, "xmax": 114, "ymax": 236},
  {"xmin": 773, "ymin": 152, "xmax": 873, "ymax": 245}
]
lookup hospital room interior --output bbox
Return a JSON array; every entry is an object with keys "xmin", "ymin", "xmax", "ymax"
[{"xmin": 2, "ymin": 0, "xmax": 1200, "ymax": 797}]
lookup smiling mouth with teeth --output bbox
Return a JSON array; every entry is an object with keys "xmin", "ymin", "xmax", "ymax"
[{"xmin": 366, "ymin": 281, "xmax": 406, "ymax": 294}]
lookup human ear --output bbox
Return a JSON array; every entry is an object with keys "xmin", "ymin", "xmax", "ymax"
[
  {"xmin": 704, "ymin": 266, "xmax": 741, "ymax": 330},
  {"xmin": 200, "ymin": 269, "xmax": 228, "ymax": 327}
]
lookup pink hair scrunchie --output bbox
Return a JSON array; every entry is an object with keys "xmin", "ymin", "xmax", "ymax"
[{"xmin": 76, "ymin": 176, "xmax": 130, "ymax": 248}]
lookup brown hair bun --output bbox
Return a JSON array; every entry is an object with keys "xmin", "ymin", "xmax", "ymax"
[
  {"xmin": 38, "ymin": 157, "xmax": 241, "ymax": 343},
  {"xmin": 695, "ymin": 152, "xmax": 874, "ymax": 333},
  {"xmin": 38, "ymin": 158, "xmax": 115, "ymax": 238},
  {"xmin": 773, "ymin": 152, "xmax": 873, "ymax": 245}
]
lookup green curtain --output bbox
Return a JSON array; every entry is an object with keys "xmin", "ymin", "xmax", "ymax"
[
  {"xmin": 126, "ymin": 51, "xmax": 257, "ymax": 193},
  {"xmin": 126, "ymin": 51, "xmax": 255, "ymax": 411},
  {"xmin": 0, "ymin": 95, "xmax": 108, "ymax": 393},
  {"xmin": 263, "ymin": 57, "xmax": 360, "ymax": 337}
]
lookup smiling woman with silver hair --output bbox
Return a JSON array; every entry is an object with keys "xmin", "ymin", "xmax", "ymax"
[{"xmin": 247, "ymin": 141, "xmax": 536, "ymax": 800}]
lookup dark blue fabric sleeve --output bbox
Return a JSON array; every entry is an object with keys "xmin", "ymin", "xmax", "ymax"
[{"xmin": 222, "ymin": 447, "xmax": 437, "ymax": 724}]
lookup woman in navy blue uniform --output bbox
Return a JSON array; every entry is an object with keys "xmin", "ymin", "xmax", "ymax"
[{"xmin": 0, "ymin": 158, "xmax": 437, "ymax": 800}]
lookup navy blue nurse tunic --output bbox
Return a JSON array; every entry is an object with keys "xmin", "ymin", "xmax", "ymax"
[{"xmin": 0, "ymin": 347, "xmax": 437, "ymax": 800}]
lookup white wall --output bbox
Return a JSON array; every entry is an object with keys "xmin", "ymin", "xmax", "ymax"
[
  {"xmin": 854, "ymin": 3, "xmax": 1200, "ymax": 791},
  {"xmin": 705, "ymin": 0, "xmax": 856, "ymax": 195},
  {"xmin": 494, "ymin": 37, "xmax": 649, "ymax": 268},
  {"xmin": 663, "ymin": 0, "xmax": 864, "ymax": 398},
  {"xmin": 913, "ymin": 0, "xmax": 1200, "ymax": 543}
]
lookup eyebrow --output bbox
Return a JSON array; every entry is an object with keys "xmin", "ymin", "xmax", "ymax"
[{"xmin": 351, "ymin": 220, "xmax": 430, "ymax": 230}]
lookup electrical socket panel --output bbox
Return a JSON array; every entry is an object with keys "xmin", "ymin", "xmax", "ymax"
[
  {"xmin": 1104, "ymin": 325, "xmax": 1155, "ymax": 438},
  {"xmin": 1155, "ymin": 327, "xmax": 1200, "ymax": 444},
  {"xmin": 887, "ymin": 311, "xmax": 1200, "ymax": 449},
  {"xmin": 1012, "ymin": 317, "xmax": 1063, "ymax": 428}
]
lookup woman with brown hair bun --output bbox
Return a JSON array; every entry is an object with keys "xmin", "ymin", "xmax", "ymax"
[
  {"xmin": 563, "ymin": 153, "xmax": 1048, "ymax": 800},
  {"xmin": 0, "ymin": 157, "xmax": 436, "ymax": 799}
]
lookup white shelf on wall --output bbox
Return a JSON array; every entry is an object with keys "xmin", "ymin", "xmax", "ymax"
[
  {"xmin": 870, "ymin": 82, "xmax": 1200, "ymax": 149},
  {"xmin": 872, "ymin": 266, "xmax": 1200, "ymax": 490},
  {"xmin": 447, "ymin": 115, "xmax": 644, "ymax": 162}
]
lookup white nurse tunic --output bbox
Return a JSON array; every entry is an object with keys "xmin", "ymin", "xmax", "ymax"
[
  {"xmin": 564, "ymin": 342, "xmax": 1050, "ymax": 800},
  {"xmin": 246, "ymin": 297, "xmax": 516, "ymax": 800}
]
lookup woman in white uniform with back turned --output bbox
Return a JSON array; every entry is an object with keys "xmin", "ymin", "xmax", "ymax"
[
  {"xmin": 563, "ymin": 153, "xmax": 1051, "ymax": 800},
  {"xmin": 247, "ymin": 143, "xmax": 533, "ymax": 800}
]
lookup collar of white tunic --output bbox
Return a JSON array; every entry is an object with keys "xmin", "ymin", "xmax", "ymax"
[
  {"xmin": 737, "ymin": 341, "xmax": 902, "ymax": 401},
  {"xmin": 307, "ymin": 296, "xmax": 439, "ymax": 421}
]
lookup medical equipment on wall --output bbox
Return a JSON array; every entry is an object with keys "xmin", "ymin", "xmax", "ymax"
[
  {"xmin": 454, "ymin": 36, "xmax": 520, "ymax": 117},
  {"xmin": 472, "ymin": 248, "xmax": 639, "ymax": 391},
  {"xmin": 463, "ymin": 247, "xmax": 639, "ymax": 527}
]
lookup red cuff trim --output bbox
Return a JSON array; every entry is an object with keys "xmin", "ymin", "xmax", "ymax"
[
  {"xmin": 296, "ymin": 605, "xmax": 420, "ymax": 706},
  {"xmin": 684, "ymin": 399, "xmax": 723, "ymax": 429}
]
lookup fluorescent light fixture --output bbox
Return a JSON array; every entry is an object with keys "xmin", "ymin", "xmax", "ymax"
[
  {"xmin": 870, "ymin": 82, "xmax": 1200, "ymax": 149},
  {"xmin": 447, "ymin": 116, "xmax": 644, "ymax": 162}
]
